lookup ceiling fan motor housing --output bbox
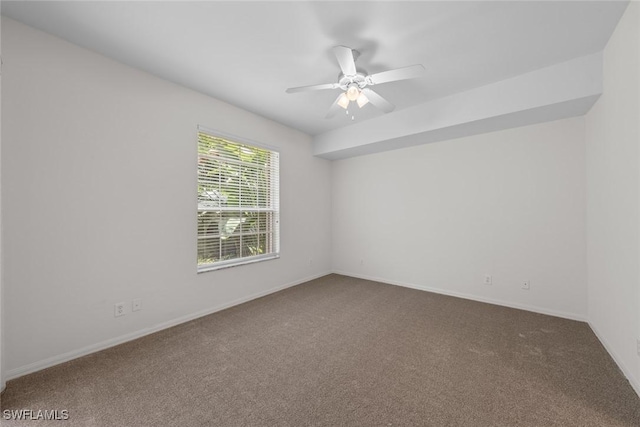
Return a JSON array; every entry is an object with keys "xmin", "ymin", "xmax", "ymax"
[{"xmin": 338, "ymin": 73, "xmax": 368, "ymax": 90}]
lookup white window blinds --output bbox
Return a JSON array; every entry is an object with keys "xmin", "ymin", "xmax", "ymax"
[{"xmin": 197, "ymin": 129, "xmax": 280, "ymax": 272}]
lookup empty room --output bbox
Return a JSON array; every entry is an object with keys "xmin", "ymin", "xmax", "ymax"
[{"xmin": 0, "ymin": 1, "xmax": 639, "ymax": 425}]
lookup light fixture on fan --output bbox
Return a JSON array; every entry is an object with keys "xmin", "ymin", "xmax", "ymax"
[
  {"xmin": 356, "ymin": 92, "xmax": 369, "ymax": 108},
  {"xmin": 336, "ymin": 83, "xmax": 369, "ymax": 110},
  {"xmin": 346, "ymin": 83, "xmax": 360, "ymax": 101},
  {"xmin": 337, "ymin": 93, "xmax": 349, "ymax": 109}
]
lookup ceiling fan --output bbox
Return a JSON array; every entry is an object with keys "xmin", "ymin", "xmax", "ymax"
[{"xmin": 286, "ymin": 45, "xmax": 425, "ymax": 119}]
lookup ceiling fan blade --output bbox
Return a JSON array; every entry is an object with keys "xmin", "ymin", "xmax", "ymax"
[
  {"xmin": 326, "ymin": 94, "xmax": 345, "ymax": 119},
  {"xmin": 333, "ymin": 45, "xmax": 357, "ymax": 76},
  {"xmin": 361, "ymin": 88, "xmax": 395, "ymax": 113},
  {"xmin": 286, "ymin": 82, "xmax": 339, "ymax": 93},
  {"xmin": 367, "ymin": 64, "xmax": 425, "ymax": 85}
]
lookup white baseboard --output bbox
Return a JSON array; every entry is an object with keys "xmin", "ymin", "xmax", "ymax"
[
  {"xmin": 332, "ymin": 270, "xmax": 587, "ymax": 322},
  {"xmin": 5, "ymin": 271, "xmax": 332, "ymax": 382},
  {"xmin": 589, "ymin": 321, "xmax": 640, "ymax": 399}
]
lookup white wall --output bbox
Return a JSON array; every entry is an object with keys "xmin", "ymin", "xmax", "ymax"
[
  {"xmin": 0, "ymin": 10, "xmax": 4, "ymax": 393},
  {"xmin": 585, "ymin": 1, "xmax": 640, "ymax": 396},
  {"xmin": 1, "ymin": 17, "xmax": 332, "ymax": 378},
  {"xmin": 332, "ymin": 117, "xmax": 587, "ymax": 320}
]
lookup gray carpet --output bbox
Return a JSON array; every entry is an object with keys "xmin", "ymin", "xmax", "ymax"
[{"xmin": 2, "ymin": 274, "xmax": 639, "ymax": 426}]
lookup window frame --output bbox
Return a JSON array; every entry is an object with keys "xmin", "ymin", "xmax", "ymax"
[{"xmin": 196, "ymin": 126, "xmax": 280, "ymax": 273}]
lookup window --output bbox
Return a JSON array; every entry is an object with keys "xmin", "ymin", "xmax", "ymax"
[{"xmin": 197, "ymin": 128, "xmax": 279, "ymax": 272}]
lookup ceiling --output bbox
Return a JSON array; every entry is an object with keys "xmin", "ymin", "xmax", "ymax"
[{"xmin": 2, "ymin": 1, "xmax": 628, "ymax": 136}]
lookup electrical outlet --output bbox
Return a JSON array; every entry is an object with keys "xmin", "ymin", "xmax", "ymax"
[
  {"xmin": 484, "ymin": 275, "xmax": 492, "ymax": 285},
  {"xmin": 132, "ymin": 298, "xmax": 142, "ymax": 312},
  {"xmin": 637, "ymin": 339, "xmax": 640, "ymax": 357},
  {"xmin": 114, "ymin": 302, "xmax": 126, "ymax": 317},
  {"xmin": 522, "ymin": 280, "xmax": 531, "ymax": 290},
  {"xmin": 309, "ymin": 258, "xmax": 313, "ymax": 266}
]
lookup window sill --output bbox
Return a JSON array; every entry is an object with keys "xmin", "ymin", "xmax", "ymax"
[{"xmin": 197, "ymin": 253, "xmax": 280, "ymax": 273}]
